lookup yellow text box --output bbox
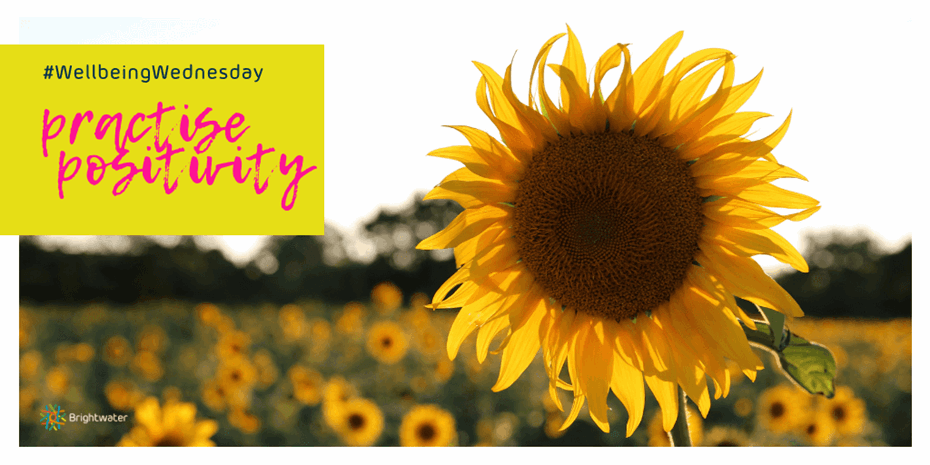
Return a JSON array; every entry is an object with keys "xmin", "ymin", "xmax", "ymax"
[{"xmin": 1, "ymin": 45, "xmax": 323, "ymax": 234}]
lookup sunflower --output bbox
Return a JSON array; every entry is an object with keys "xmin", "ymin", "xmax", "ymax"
[
  {"xmin": 117, "ymin": 397, "xmax": 218, "ymax": 447},
  {"xmin": 322, "ymin": 376, "xmax": 358, "ymax": 429},
  {"xmin": 733, "ymin": 397, "xmax": 753, "ymax": 418},
  {"xmin": 279, "ymin": 304, "xmax": 307, "ymax": 341},
  {"xmin": 336, "ymin": 302, "xmax": 367, "ymax": 336},
  {"xmin": 215, "ymin": 330, "xmax": 251, "ymax": 361},
  {"xmin": 816, "ymin": 386, "xmax": 867, "ymax": 437},
  {"xmin": 400, "ymin": 404, "xmax": 457, "ymax": 447},
  {"xmin": 417, "ymin": 26, "xmax": 818, "ymax": 436},
  {"xmin": 288, "ymin": 365, "xmax": 324, "ymax": 406},
  {"xmin": 138, "ymin": 325, "xmax": 168, "ymax": 354},
  {"xmin": 332, "ymin": 398, "xmax": 384, "ymax": 446},
  {"xmin": 45, "ymin": 365, "xmax": 71, "ymax": 397},
  {"xmin": 201, "ymin": 380, "xmax": 229, "ymax": 412},
  {"xmin": 253, "ymin": 349, "xmax": 280, "ymax": 388},
  {"xmin": 195, "ymin": 302, "xmax": 224, "ymax": 327},
  {"xmin": 57, "ymin": 342, "xmax": 94, "ymax": 363},
  {"xmin": 20, "ymin": 350, "xmax": 41, "ymax": 379},
  {"xmin": 216, "ymin": 356, "xmax": 258, "ymax": 394},
  {"xmin": 415, "ymin": 325, "xmax": 444, "ymax": 360},
  {"xmin": 757, "ymin": 384, "xmax": 808, "ymax": 434},
  {"xmin": 371, "ymin": 281, "xmax": 404, "ymax": 315},
  {"xmin": 105, "ymin": 380, "xmax": 142, "ymax": 411},
  {"xmin": 366, "ymin": 321, "xmax": 409, "ymax": 364},
  {"xmin": 433, "ymin": 357, "xmax": 455, "ymax": 383},
  {"xmin": 228, "ymin": 408, "xmax": 261, "ymax": 434},
  {"xmin": 20, "ymin": 387, "xmax": 38, "ymax": 419},
  {"xmin": 103, "ymin": 335, "xmax": 132, "ymax": 367},
  {"xmin": 799, "ymin": 409, "xmax": 836, "ymax": 446},
  {"xmin": 701, "ymin": 426, "xmax": 752, "ymax": 446}
]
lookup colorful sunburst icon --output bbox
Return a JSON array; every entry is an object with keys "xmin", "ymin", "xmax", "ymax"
[{"xmin": 40, "ymin": 404, "xmax": 67, "ymax": 431}]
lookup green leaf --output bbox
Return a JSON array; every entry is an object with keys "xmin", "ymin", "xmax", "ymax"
[
  {"xmin": 756, "ymin": 303, "xmax": 786, "ymax": 351},
  {"xmin": 777, "ymin": 332, "xmax": 837, "ymax": 398},
  {"xmin": 739, "ymin": 319, "xmax": 837, "ymax": 398}
]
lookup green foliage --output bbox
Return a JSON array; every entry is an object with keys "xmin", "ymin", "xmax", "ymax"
[
  {"xmin": 777, "ymin": 333, "xmax": 837, "ymax": 399},
  {"xmin": 741, "ymin": 319, "xmax": 837, "ymax": 398}
]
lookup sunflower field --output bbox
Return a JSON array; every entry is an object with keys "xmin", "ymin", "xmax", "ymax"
[{"xmin": 19, "ymin": 281, "xmax": 910, "ymax": 446}]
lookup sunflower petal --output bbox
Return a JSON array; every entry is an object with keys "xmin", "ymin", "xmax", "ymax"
[
  {"xmin": 645, "ymin": 374, "xmax": 679, "ymax": 432},
  {"xmin": 576, "ymin": 320, "xmax": 613, "ymax": 432},
  {"xmin": 476, "ymin": 310, "xmax": 511, "ymax": 364},
  {"xmin": 493, "ymin": 303, "xmax": 546, "ymax": 391},
  {"xmin": 560, "ymin": 25, "xmax": 589, "ymax": 112},
  {"xmin": 416, "ymin": 204, "xmax": 508, "ymax": 250},
  {"xmin": 445, "ymin": 125, "xmax": 525, "ymax": 181},
  {"xmin": 549, "ymin": 64, "xmax": 600, "ymax": 133},
  {"xmin": 610, "ymin": 354, "xmax": 646, "ymax": 437},
  {"xmin": 703, "ymin": 197, "xmax": 820, "ymax": 230},
  {"xmin": 698, "ymin": 246, "xmax": 804, "ymax": 318},
  {"xmin": 632, "ymin": 31, "xmax": 683, "ymax": 116},
  {"xmin": 531, "ymin": 33, "xmax": 573, "ymax": 135},
  {"xmin": 704, "ymin": 221, "xmax": 809, "ymax": 272}
]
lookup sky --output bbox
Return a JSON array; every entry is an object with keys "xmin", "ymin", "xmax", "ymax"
[{"xmin": 2, "ymin": 0, "xmax": 925, "ymax": 458}]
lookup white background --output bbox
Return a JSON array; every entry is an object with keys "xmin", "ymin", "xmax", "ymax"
[{"xmin": 3, "ymin": 0, "xmax": 925, "ymax": 458}]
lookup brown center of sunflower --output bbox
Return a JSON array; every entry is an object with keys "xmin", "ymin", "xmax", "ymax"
[
  {"xmin": 832, "ymin": 405, "xmax": 846, "ymax": 422},
  {"xmin": 770, "ymin": 402, "xmax": 785, "ymax": 419},
  {"xmin": 381, "ymin": 337, "xmax": 393, "ymax": 348},
  {"xmin": 417, "ymin": 423, "xmax": 437, "ymax": 442},
  {"xmin": 513, "ymin": 131, "xmax": 703, "ymax": 321},
  {"xmin": 348, "ymin": 413, "xmax": 366, "ymax": 430},
  {"xmin": 154, "ymin": 433, "xmax": 186, "ymax": 447}
]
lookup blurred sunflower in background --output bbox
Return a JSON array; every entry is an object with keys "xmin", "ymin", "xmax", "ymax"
[
  {"xmin": 336, "ymin": 302, "xmax": 367, "ymax": 336},
  {"xmin": 371, "ymin": 282, "xmax": 403, "ymax": 315},
  {"xmin": 215, "ymin": 330, "xmax": 251, "ymax": 360},
  {"xmin": 105, "ymin": 380, "xmax": 142, "ymax": 411},
  {"xmin": 117, "ymin": 397, "xmax": 217, "ymax": 447},
  {"xmin": 817, "ymin": 386, "xmax": 867, "ymax": 437},
  {"xmin": 333, "ymin": 398, "xmax": 384, "ymax": 446},
  {"xmin": 288, "ymin": 365, "xmax": 324, "ymax": 406},
  {"xmin": 418, "ymin": 26, "xmax": 818, "ymax": 436},
  {"xmin": 103, "ymin": 335, "xmax": 132, "ymax": 367},
  {"xmin": 799, "ymin": 409, "xmax": 836, "ymax": 446},
  {"xmin": 757, "ymin": 384, "xmax": 807, "ymax": 434},
  {"xmin": 399, "ymin": 404, "xmax": 457, "ymax": 447},
  {"xmin": 366, "ymin": 321, "xmax": 409, "ymax": 364},
  {"xmin": 323, "ymin": 376, "xmax": 358, "ymax": 429}
]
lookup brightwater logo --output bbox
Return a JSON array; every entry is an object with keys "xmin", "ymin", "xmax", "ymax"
[
  {"xmin": 39, "ymin": 404, "xmax": 67, "ymax": 431},
  {"xmin": 39, "ymin": 404, "xmax": 130, "ymax": 431}
]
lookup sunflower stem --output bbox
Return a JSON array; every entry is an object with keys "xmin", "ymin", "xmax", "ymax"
[{"xmin": 669, "ymin": 386, "xmax": 692, "ymax": 446}]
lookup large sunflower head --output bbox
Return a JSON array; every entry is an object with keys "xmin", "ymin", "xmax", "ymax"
[
  {"xmin": 399, "ymin": 404, "xmax": 458, "ymax": 447},
  {"xmin": 418, "ymin": 26, "xmax": 818, "ymax": 436},
  {"xmin": 117, "ymin": 397, "xmax": 218, "ymax": 447}
]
